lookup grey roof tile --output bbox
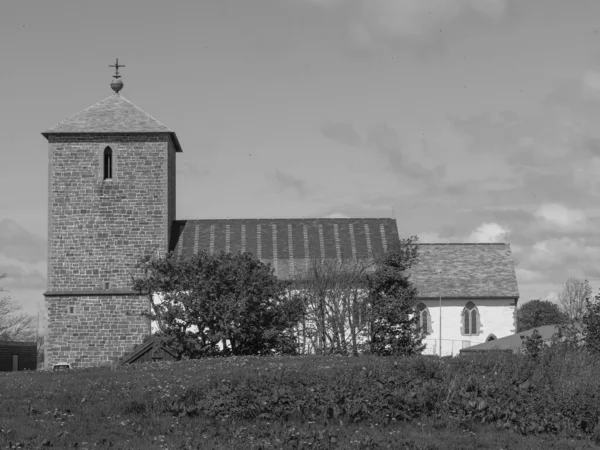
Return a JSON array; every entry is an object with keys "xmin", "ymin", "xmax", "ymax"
[
  {"xmin": 409, "ymin": 243, "xmax": 519, "ymax": 298},
  {"xmin": 42, "ymin": 94, "xmax": 182, "ymax": 152},
  {"xmin": 170, "ymin": 219, "xmax": 520, "ymax": 299}
]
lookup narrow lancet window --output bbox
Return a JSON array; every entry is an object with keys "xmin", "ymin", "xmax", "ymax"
[
  {"xmin": 463, "ymin": 301, "xmax": 479, "ymax": 335},
  {"xmin": 416, "ymin": 303, "xmax": 431, "ymax": 334},
  {"xmin": 103, "ymin": 147, "xmax": 113, "ymax": 180}
]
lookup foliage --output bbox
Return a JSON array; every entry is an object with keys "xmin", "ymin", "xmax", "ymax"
[
  {"xmin": 559, "ymin": 278, "xmax": 592, "ymax": 322},
  {"xmin": 582, "ymin": 295, "xmax": 600, "ymax": 354},
  {"xmin": 366, "ymin": 236, "xmax": 425, "ymax": 356},
  {"xmin": 4, "ymin": 354, "xmax": 600, "ymax": 448},
  {"xmin": 131, "ymin": 251, "xmax": 305, "ymax": 359},
  {"xmin": 516, "ymin": 299, "xmax": 567, "ymax": 332},
  {"xmin": 0, "ymin": 273, "xmax": 36, "ymax": 341},
  {"xmin": 294, "ymin": 257, "xmax": 373, "ymax": 356},
  {"xmin": 520, "ymin": 329, "xmax": 545, "ymax": 358}
]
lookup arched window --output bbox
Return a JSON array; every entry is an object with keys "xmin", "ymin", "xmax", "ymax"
[
  {"xmin": 416, "ymin": 303, "xmax": 431, "ymax": 334},
  {"xmin": 486, "ymin": 334, "xmax": 497, "ymax": 342},
  {"xmin": 462, "ymin": 301, "xmax": 479, "ymax": 336},
  {"xmin": 103, "ymin": 147, "xmax": 113, "ymax": 180}
]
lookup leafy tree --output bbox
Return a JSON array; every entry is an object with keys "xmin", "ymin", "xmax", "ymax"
[
  {"xmin": 520, "ymin": 329, "xmax": 545, "ymax": 359},
  {"xmin": 0, "ymin": 274, "xmax": 36, "ymax": 341},
  {"xmin": 366, "ymin": 236, "xmax": 425, "ymax": 356},
  {"xmin": 582, "ymin": 294, "xmax": 600, "ymax": 353},
  {"xmin": 559, "ymin": 278, "xmax": 591, "ymax": 322},
  {"xmin": 132, "ymin": 251, "xmax": 305, "ymax": 359},
  {"xmin": 516, "ymin": 299, "xmax": 567, "ymax": 332}
]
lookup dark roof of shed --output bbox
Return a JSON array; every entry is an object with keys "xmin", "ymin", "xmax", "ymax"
[
  {"xmin": 41, "ymin": 93, "xmax": 182, "ymax": 152},
  {"xmin": 0, "ymin": 340, "xmax": 36, "ymax": 347},
  {"xmin": 460, "ymin": 324, "xmax": 561, "ymax": 353},
  {"xmin": 170, "ymin": 219, "xmax": 519, "ymax": 299},
  {"xmin": 121, "ymin": 337, "xmax": 177, "ymax": 365}
]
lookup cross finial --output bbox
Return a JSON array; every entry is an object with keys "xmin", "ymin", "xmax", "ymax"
[
  {"xmin": 109, "ymin": 58, "xmax": 125, "ymax": 78},
  {"xmin": 109, "ymin": 58, "xmax": 125, "ymax": 93}
]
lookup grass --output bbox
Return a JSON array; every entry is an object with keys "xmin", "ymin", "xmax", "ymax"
[{"xmin": 1, "ymin": 353, "xmax": 600, "ymax": 449}]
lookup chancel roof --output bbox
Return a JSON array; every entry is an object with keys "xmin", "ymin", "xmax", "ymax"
[
  {"xmin": 170, "ymin": 219, "xmax": 520, "ymax": 299},
  {"xmin": 41, "ymin": 93, "xmax": 182, "ymax": 152},
  {"xmin": 409, "ymin": 244, "xmax": 519, "ymax": 299}
]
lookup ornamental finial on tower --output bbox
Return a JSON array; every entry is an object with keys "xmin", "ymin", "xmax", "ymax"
[{"xmin": 109, "ymin": 58, "xmax": 125, "ymax": 93}]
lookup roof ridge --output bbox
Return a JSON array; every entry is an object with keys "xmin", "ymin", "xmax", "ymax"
[
  {"xmin": 43, "ymin": 94, "xmax": 116, "ymax": 132},
  {"xmin": 119, "ymin": 95, "xmax": 173, "ymax": 132}
]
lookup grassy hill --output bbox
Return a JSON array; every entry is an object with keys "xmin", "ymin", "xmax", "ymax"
[{"xmin": 1, "ymin": 353, "xmax": 599, "ymax": 449}]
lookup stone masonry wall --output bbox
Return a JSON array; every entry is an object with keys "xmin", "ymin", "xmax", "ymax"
[
  {"xmin": 46, "ymin": 294, "xmax": 150, "ymax": 367},
  {"xmin": 167, "ymin": 139, "xmax": 176, "ymax": 248},
  {"xmin": 45, "ymin": 133, "xmax": 176, "ymax": 367},
  {"xmin": 47, "ymin": 133, "xmax": 173, "ymax": 291}
]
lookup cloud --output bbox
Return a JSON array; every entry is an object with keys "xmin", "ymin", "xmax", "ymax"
[
  {"xmin": 582, "ymin": 70, "xmax": 600, "ymax": 99},
  {"xmin": 467, "ymin": 222, "xmax": 508, "ymax": 243},
  {"xmin": 534, "ymin": 203, "xmax": 587, "ymax": 230},
  {"xmin": 515, "ymin": 267, "xmax": 545, "ymax": 284},
  {"xmin": 525, "ymin": 237, "xmax": 600, "ymax": 278},
  {"xmin": 0, "ymin": 219, "xmax": 47, "ymax": 315},
  {"xmin": 177, "ymin": 163, "xmax": 210, "ymax": 179},
  {"xmin": 265, "ymin": 170, "xmax": 307, "ymax": 196},
  {"xmin": 450, "ymin": 110, "xmax": 525, "ymax": 155},
  {"xmin": 418, "ymin": 222, "xmax": 509, "ymax": 243},
  {"xmin": 324, "ymin": 212, "xmax": 350, "ymax": 219},
  {"xmin": 0, "ymin": 219, "xmax": 46, "ymax": 264},
  {"xmin": 320, "ymin": 122, "xmax": 363, "ymax": 147},
  {"xmin": 302, "ymin": 0, "xmax": 507, "ymax": 46},
  {"xmin": 0, "ymin": 260, "xmax": 46, "ymax": 292},
  {"xmin": 302, "ymin": 0, "xmax": 343, "ymax": 7},
  {"xmin": 418, "ymin": 231, "xmax": 451, "ymax": 243},
  {"xmin": 366, "ymin": 123, "xmax": 445, "ymax": 180}
]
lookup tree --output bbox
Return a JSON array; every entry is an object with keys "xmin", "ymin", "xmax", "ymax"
[
  {"xmin": 366, "ymin": 236, "xmax": 425, "ymax": 356},
  {"xmin": 516, "ymin": 299, "xmax": 567, "ymax": 332},
  {"xmin": 582, "ymin": 293, "xmax": 600, "ymax": 353},
  {"xmin": 132, "ymin": 251, "xmax": 305, "ymax": 359},
  {"xmin": 558, "ymin": 278, "xmax": 591, "ymax": 322},
  {"xmin": 520, "ymin": 329, "xmax": 545, "ymax": 359},
  {"xmin": 0, "ymin": 274, "xmax": 36, "ymax": 341},
  {"xmin": 294, "ymin": 257, "xmax": 373, "ymax": 356}
]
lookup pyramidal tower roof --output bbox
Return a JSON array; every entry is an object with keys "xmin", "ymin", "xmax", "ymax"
[{"xmin": 42, "ymin": 60, "xmax": 182, "ymax": 152}]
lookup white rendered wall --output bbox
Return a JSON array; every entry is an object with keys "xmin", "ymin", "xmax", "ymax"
[
  {"xmin": 150, "ymin": 291, "xmax": 517, "ymax": 357},
  {"xmin": 421, "ymin": 298, "xmax": 517, "ymax": 356}
]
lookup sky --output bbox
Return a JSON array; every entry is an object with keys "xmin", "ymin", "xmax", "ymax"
[{"xmin": 1, "ymin": 0, "xmax": 600, "ymax": 321}]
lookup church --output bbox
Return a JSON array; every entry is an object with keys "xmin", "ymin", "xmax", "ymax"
[{"xmin": 42, "ymin": 64, "xmax": 519, "ymax": 367}]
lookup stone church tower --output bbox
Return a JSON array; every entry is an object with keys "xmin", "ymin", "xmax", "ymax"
[{"xmin": 42, "ymin": 62, "xmax": 181, "ymax": 367}]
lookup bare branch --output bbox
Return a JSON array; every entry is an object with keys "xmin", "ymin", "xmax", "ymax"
[
  {"xmin": 0, "ymin": 275, "xmax": 37, "ymax": 341},
  {"xmin": 558, "ymin": 277, "xmax": 592, "ymax": 322}
]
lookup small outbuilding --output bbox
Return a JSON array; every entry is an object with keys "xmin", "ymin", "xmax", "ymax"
[
  {"xmin": 0, "ymin": 340, "xmax": 37, "ymax": 371},
  {"xmin": 121, "ymin": 337, "xmax": 178, "ymax": 365},
  {"xmin": 459, "ymin": 324, "xmax": 562, "ymax": 354}
]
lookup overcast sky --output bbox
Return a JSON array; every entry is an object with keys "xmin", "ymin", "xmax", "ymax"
[{"xmin": 2, "ymin": 0, "xmax": 600, "ymax": 319}]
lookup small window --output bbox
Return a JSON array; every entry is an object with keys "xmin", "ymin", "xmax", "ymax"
[
  {"xmin": 104, "ymin": 281, "xmax": 110, "ymax": 290},
  {"xmin": 486, "ymin": 334, "xmax": 497, "ymax": 342},
  {"xmin": 103, "ymin": 147, "xmax": 113, "ymax": 180},
  {"xmin": 69, "ymin": 306, "xmax": 74, "ymax": 314},
  {"xmin": 416, "ymin": 303, "xmax": 431, "ymax": 334},
  {"xmin": 463, "ymin": 302, "xmax": 479, "ymax": 335}
]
